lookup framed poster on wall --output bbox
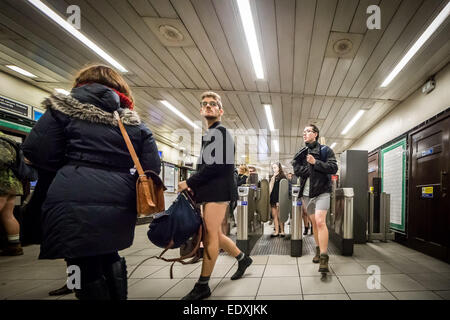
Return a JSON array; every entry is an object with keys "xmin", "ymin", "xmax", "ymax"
[{"xmin": 381, "ymin": 138, "xmax": 406, "ymax": 232}]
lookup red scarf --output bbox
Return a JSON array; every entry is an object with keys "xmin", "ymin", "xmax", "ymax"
[{"xmin": 76, "ymin": 82, "xmax": 134, "ymax": 110}]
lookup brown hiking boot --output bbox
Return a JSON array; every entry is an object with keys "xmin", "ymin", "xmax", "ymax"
[
  {"xmin": 0, "ymin": 243, "xmax": 24, "ymax": 256},
  {"xmin": 312, "ymin": 246, "xmax": 320, "ymax": 263},
  {"xmin": 319, "ymin": 254, "xmax": 329, "ymax": 273}
]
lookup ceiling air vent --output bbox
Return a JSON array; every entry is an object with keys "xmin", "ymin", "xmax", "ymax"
[
  {"xmin": 325, "ymin": 32, "xmax": 363, "ymax": 59},
  {"xmin": 143, "ymin": 18, "xmax": 194, "ymax": 47}
]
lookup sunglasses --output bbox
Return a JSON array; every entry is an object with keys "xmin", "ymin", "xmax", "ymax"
[{"xmin": 201, "ymin": 101, "xmax": 220, "ymax": 108}]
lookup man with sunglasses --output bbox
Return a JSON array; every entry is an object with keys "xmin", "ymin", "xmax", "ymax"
[
  {"xmin": 178, "ymin": 91, "xmax": 252, "ymax": 300},
  {"xmin": 292, "ymin": 125, "xmax": 338, "ymax": 274}
]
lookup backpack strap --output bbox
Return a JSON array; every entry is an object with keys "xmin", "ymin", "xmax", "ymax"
[{"xmin": 319, "ymin": 144, "xmax": 329, "ymax": 162}]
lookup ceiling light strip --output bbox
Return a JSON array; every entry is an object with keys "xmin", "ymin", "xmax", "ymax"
[
  {"xmin": 380, "ymin": 2, "xmax": 450, "ymax": 87},
  {"xmin": 236, "ymin": 0, "xmax": 264, "ymax": 79},
  {"xmin": 26, "ymin": 0, "xmax": 128, "ymax": 73},
  {"xmin": 160, "ymin": 100, "xmax": 200, "ymax": 129},
  {"xmin": 6, "ymin": 65, "xmax": 37, "ymax": 78},
  {"xmin": 341, "ymin": 110, "xmax": 365, "ymax": 135},
  {"xmin": 264, "ymin": 104, "xmax": 275, "ymax": 131}
]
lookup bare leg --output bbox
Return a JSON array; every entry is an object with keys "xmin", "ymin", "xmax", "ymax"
[
  {"xmin": 314, "ymin": 210, "xmax": 329, "ymax": 254},
  {"xmin": 309, "ymin": 214, "xmax": 320, "ymax": 247},
  {"xmin": 200, "ymin": 202, "xmax": 230, "ymax": 277},
  {"xmin": 0, "ymin": 195, "xmax": 19, "ymax": 235},
  {"xmin": 278, "ymin": 206, "xmax": 285, "ymax": 235},
  {"xmin": 271, "ymin": 206, "xmax": 279, "ymax": 235}
]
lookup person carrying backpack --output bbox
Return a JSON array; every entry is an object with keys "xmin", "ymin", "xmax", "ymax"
[
  {"xmin": 0, "ymin": 131, "xmax": 24, "ymax": 256},
  {"xmin": 292, "ymin": 124, "xmax": 338, "ymax": 275},
  {"xmin": 177, "ymin": 91, "xmax": 252, "ymax": 300}
]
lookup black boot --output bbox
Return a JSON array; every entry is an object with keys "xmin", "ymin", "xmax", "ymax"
[
  {"xmin": 74, "ymin": 276, "xmax": 111, "ymax": 300},
  {"xmin": 181, "ymin": 283, "xmax": 211, "ymax": 300},
  {"xmin": 303, "ymin": 226, "xmax": 309, "ymax": 236},
  {"xmin": 48, "ymin": 283, "xmax": 73, "ymax": 296},
  {"xmin": 231, "ymin": 255, "xmax": 253, "ymax": 280},
  {"xmin": 104, "ymin": 257, "xmax": 128, "ymax": 300}
]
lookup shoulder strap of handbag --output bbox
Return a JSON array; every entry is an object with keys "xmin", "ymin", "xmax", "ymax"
[{"xmin": 113, "ymin": 111, "xmax": 146, "ymax": 177}]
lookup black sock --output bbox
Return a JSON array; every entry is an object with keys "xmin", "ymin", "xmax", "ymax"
[
  {"xmin": 235, "ymin": 252, "xmax": 245, "ymax": 262},
  {"xmin": 197, "ymin": 275, "xmax": 210, "ymax": 286}
]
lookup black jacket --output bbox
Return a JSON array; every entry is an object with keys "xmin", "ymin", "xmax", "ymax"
[
  {"xmin": 237, "ymin": 174, "xmax": 248, "ymax": 187},
  {"xmin": 187, "ymin": 121, "xmax": 238, "ymax": 203},
  {"xmin": 292, "ymin": 141, "xmax": 338, "ymax": 198},
  {"xmin": 22, "ymin": 83, "xmax": 161, "ymax": 259}
]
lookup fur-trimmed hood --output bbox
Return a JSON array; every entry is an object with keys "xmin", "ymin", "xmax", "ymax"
[{"xmin": 42, "ymin": 93, "xmax": 141, "ymax": 126}]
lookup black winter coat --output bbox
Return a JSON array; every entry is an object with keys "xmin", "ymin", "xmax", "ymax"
[
  {"xmin": 292, "ymin": 142, "xmax": 338, "ymax": 198},
  {"xmin": 187, "ymin": 121, "xmax": 238, "ymax": 203},
  {"xmin": 22, "ymin": 83, "xmax": 161, "ymax": 259}
]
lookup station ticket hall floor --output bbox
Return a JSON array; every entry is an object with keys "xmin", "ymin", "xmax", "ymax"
[{"xmin": 1, "ymin": 223, "xmax": 449, "ymax": 300}]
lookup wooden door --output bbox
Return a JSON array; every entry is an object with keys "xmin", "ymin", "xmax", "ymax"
[{"xmin": 408, "ymin": 114, "xmax": 449, "ymax": 262}]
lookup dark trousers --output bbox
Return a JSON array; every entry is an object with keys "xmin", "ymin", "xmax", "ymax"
[{"xmin": 66, "ymin": 252, "xmax": 120, "ymax": 285}]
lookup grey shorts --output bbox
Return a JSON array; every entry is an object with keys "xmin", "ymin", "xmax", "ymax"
[{"xmin": 302, "ymin": 193, "xmax": 330, "ymax": 215}]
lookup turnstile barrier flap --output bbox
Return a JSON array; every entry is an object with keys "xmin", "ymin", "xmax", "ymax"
[
  {"xmin": 278, "ymin": 178, "xmax": 290, "ymax": 223},
  {"xmin": 256, "ymin": 179, "xmax": 270, "ymax": 222}
]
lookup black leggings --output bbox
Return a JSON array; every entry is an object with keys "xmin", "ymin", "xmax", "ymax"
[{"xmin": 66, "ymin": 252, "xmax": 120, "ymax": 285}]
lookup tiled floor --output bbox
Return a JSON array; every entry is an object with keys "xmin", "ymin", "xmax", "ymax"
[{"xmin": 1, "ymin": 223, "xmax": 449, "ymax": 300}]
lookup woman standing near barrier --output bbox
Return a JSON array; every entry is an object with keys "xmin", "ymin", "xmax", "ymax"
[
  {"xmin": 22, "ymin": 65, "xmax": 161, "ymax": 300},
  {"xmin": 269, "ymin": 163, "xmax": 286, "ymax": 237},
  {"xmin": 0, "ymin": 132, "xmax": 24, "ymax": 256}
]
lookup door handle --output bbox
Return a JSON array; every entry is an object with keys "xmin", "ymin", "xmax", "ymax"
[{"xmin": 442, "ymin": 171, "xmax": 447, "ymax": 197}]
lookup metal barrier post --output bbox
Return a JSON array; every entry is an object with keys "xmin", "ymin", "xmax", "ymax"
[
  {"xmin": 236, "ymin": 186, "xmax": 250, "ymax": 255},
  {"xmin": 368, "ymin": 192, "xmax": 375, "ymax": 241},
  {"xmin": 290, "ymin": 185, "xmax": 302, "ymax": 257},
  {"xmin": 332, "ymin": 188, "xmax": 354, "ymax": 256}
]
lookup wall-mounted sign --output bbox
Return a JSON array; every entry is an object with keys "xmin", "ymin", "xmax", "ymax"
[
  {"xmin": 421, "ymin": 186, "xmax": 433, "ymax": 198},
  {"xmin": 33, "ymin": 110, "xmax": 43, "ymax": 121},
  {"xmin": 0, "ymin": 95, "xmax": 29, "ymax": 117}
]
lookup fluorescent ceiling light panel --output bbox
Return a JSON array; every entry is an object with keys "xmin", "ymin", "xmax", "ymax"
[
  {"xmin": 264, "ymin": 104, "xmax": 275, "ymax": 131},
  {"xmin": 26, "ymin": 0, "xmax": 128, "ymax": 73},
  {"xmin": 160, "ymin": 100, "xmax": 200, "ymax": 129},
  {"xmin": 381, "ymin": 2, "xmax": 450, "ymax": 87},
  {"xmin": 236, "ymin": 0, "xmax": 264, "ymax": 79},
  {"xmin": 6, "ymin": 65, "xmax": 37, "ymax": 78},
  {"xmin": 330, "ymin": 142, "xmax": 337, "ymax": 149},
  {"xmin": 341, "ymin": 110, "xmax": 365, "ymax": 135},
  {"xmin": 55, "ymin": 88, "xmax": 70, "ymax": 95}
]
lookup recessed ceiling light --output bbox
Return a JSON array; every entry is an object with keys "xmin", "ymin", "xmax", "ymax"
[
  {"xmin": 381, "ymin": 2, "xmax": 450, "ymax": 87},
  {"xmin": 26, "ymin": 0, "xmax": 128, "ymax": 73},
  {"xmin": 6, "ymin": 65, "xmax": 37, "ymax": 78}
]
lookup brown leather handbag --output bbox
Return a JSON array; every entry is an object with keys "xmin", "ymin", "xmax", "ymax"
[{"xmin": 114, "ymin": 111, "xmax": 166, "ymax": 216}]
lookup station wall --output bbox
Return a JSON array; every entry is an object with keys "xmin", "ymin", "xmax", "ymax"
[{"xmin": 350, "ymin": 63, "xmax": 450, "ymax": 152}]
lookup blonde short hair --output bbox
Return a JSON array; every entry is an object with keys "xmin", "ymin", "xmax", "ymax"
[
  {"xmin": 201, "ymin": 91, "xmax": 222, "ymax": 109},
  {"xmin": 239, "ymin": 164, "xmax": 249, "ymax": 175}
]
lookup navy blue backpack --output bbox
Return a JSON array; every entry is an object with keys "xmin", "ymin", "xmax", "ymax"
[{"xmin": 128, "ymin": 190, "xmax": 204, "ymax": 279}]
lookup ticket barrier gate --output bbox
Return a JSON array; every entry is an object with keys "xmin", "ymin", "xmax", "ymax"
[
  {"xmin": 290, "ymin": 185, "xmax": 303, "ymax": 257},
  {"xmin": 368, "ymin": 192, "xmax": 395, "ymax": 242},
  {"xmin": 236, "ymin": 185, "xmax": 264, "ymax": 255},
  {"xmin": 328, "ymin": 188, "xmax": 354, "ymax": 256}
]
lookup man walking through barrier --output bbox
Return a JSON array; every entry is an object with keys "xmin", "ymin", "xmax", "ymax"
[
  {"xmin": 292, "ymin": 124, "xmax": 338, "ymax": 274},
  {"xmin": 178, "ymin": 91, "xmax": 252, "ymax": 300}
]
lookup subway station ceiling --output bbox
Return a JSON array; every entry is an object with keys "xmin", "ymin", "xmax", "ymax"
[{"xmin": 0, "ymin": 0, "xmax": 449, "ymax": 164}]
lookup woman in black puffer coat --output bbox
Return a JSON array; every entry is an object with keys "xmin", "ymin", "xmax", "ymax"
[{"xmin": 22, "ymin": 65, "xmax": 161, "ymax": 300}]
